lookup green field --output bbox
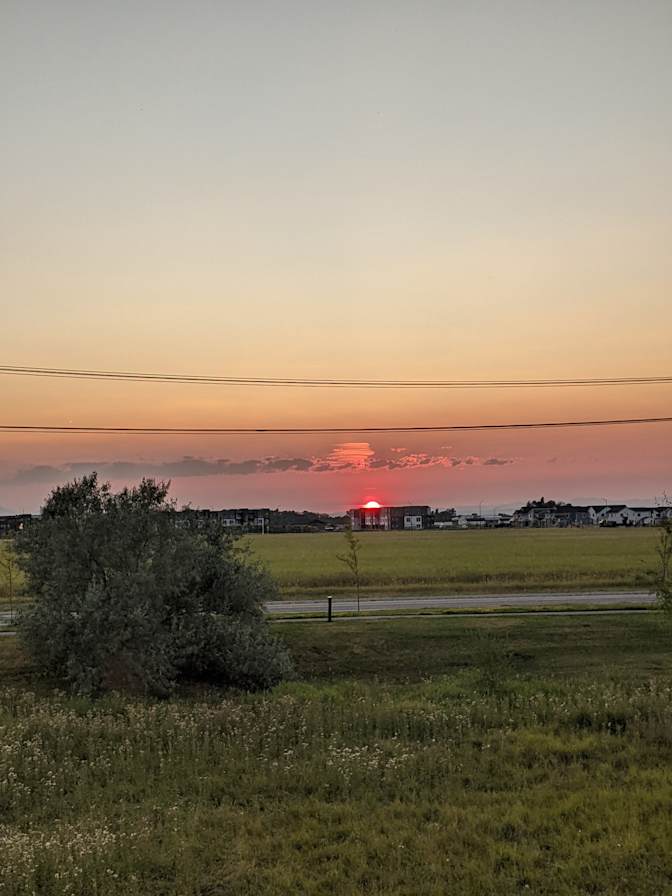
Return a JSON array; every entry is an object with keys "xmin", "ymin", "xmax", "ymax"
[
  {"xmin": 2, "ymin": 529, "xmax": 661, "ymax": 606},
  {"xmin": 247, "ymin": 528, "xmax": 659, "ymax": 597},
  {"xmin": 3, "ymin": 614, "xmax": 672, "ymax": 895}
]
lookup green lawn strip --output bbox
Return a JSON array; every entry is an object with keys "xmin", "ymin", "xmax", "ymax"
[{"xmin": 274, "ymin": 613, "xmax": 672, "ymax": 681}]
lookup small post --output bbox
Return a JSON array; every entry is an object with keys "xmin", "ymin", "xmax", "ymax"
[{"xmin": 327, "ymin": 595, "xmax": 332, "ymax": 623}]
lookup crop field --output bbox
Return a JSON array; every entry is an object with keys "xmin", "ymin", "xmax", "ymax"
[
  {"xmin": 248, "ymin": 528, "xmax": 659, "ymax": 597},
  {"xmin": 1, "ymin": 529, "xmax": 660, "ymax": 606},
  {"xmin": 2, "ymin": 614, "xmax": 672, "ymax": 895}
]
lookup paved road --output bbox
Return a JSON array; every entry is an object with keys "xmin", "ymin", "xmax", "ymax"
[
  {"xmin": 265, "ymin": 590, "xmax": 655, "ymax": 615},
  {"xmin": 0, "ymin": 591, "xmax": 655, "ymax": 630}
]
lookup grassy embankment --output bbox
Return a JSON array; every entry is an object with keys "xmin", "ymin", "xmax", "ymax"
[
  {"xmin": 2, "ymin": 614, "xmax": 672, "ymax": 894},
  {"xmin": 248, "ymin": 528, "xmax": 658, "ymax": 598}
]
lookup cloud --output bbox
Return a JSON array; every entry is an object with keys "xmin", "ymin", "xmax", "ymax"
[
  {"xmin": 66, "ymin": 457, "xmax": 262, "ymax": 478},
  {"xmin": 263, "ymin": 458, "xmax": 314, "ymax": 472},
  {"xmin": 10, "ymin": 465, "xmax": 71, "ymax": 485},
  {"xmin": 333, "ymin": 450, "xmax": 516, "ymax": 472},
  {"xmin": 324, "ymin": 442, "xmax": 375, "ymax": 470},
  {"xmin": 309, "ymin": 463, "xmax": 337, "ymax": 473},
  {"xmin": 6, "ymin": 457, "xmax": 278, "ymax": 484},
  {"xmin": 3, "ymin": 447, "xmax": 517, "ymax": 485}
]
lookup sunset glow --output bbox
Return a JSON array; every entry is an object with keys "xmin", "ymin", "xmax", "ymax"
[{"xmin": 1, "ymin": 3, "xmax": 670, "ymax": 514}]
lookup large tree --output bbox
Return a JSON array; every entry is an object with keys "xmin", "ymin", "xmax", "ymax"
[{"xmin": 17, "ymin": 475, "xmax": 292, "ymax": 695}]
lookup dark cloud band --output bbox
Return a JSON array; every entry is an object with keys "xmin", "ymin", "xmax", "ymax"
[{"xmin": 4, "ymin": 451, "xmax": 515, "ymax": 485}]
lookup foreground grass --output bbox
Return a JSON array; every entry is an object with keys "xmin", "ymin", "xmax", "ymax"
[
  {"xmin": 3, "ymin": 615, "xmax": 672, "ymax": 894},
  {"xmin": 248, "ymin": 528, "xmax": 658, "ymax": 597}
]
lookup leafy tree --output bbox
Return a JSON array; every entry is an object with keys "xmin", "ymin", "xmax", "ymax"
[
  {"xmin": 656, "ymin": 516, "xmax": 672, "ymax": 610},
  {"xmin": 337, "ymin": 523, "xmax": 363, "ymax": 612},
  {"xmin": 16, "ymin": 475, "xmax": 292, "ymax": 695}
]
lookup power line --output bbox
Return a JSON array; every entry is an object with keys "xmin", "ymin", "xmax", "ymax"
[
  {"xmin": 1, "ymin": 416, "xmax": 671, "ymax": 435},
  {"xmin": 2, "ymin": 365, "xmax": 672, "ymax": 390}
]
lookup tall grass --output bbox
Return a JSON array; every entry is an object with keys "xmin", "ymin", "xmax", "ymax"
[{"xmin": 2, "ymin": 669, "xmax": 672, "ymax": 894}]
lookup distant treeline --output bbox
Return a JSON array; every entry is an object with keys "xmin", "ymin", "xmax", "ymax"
[{"xmin": 269, "ymin": 510, "xmax": 349, "ymax": 533}]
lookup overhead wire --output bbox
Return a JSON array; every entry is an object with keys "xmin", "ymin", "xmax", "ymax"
[
  {"xmin": 1, "ymin": 417, "xmax": 671, "ymax": 435},
  {"xmin": 1, "ymin": 365, "xmax": 672, "ymax": 390}
]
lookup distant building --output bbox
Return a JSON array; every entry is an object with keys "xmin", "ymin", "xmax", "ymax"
[
  {"xmin": 514, "ymin": 499, "xmax": 669, "ymax": 528},
  {"xmin": 512, "ymin": 499, "xmax": 565, "ymax": 527},
  {"xmin": 587, "ymin": 505, "xmax": 628, "ymax": 526},
  {"xmin": 220, "ymin": 509, "xmax": 270, "ymax": 531},
  {"xmin": 512, "ymin": 499, "xmax": 591, "ymax": 527},
  {"xmin": 619, "ymin": 507, "xmax": 663, "ymax": 527},
  {"xmin": 461, "ymin": 513, "xmax": 487, "ymax": 529},
  {"xmin": 0, "ymin": 514, "xmax": 32, "ymax": 538},
  {"xmin": 551, "ymin": 505, "xmax": 592, "ymax": 527},
  {"xmin": 587, "ymin": 505, "xmax": 666, "ymax": 527},
  {"xmin": 347, "ymin": 503, "xmax": 432, "ymax": 531},
  {"xmin": 176, "ymin": 508, "xmax": 270, "ymax": 532},
  {"xmin": 450, "ymin": 513, "xmax": 511, "ymax": 529}
]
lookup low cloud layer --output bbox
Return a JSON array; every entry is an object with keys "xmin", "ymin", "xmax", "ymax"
[{"xmin": 3, "ymin": 446, "xmax": 515, "ymax": 486}]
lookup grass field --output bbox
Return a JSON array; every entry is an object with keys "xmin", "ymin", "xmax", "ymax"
[
  {"xmin": 2, "ymin": 529, "xmax": 661, "ymax": 607},
  {"xmin": 3, "ymin": 614, "xmax": 672, "ymax": 895},
  {"xmin": 247, "ymin": 528, "xmax": 659, "ymax": 597}
]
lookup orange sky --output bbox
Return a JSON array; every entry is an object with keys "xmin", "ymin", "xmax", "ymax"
[
  {"xmin": 1, "ymin": 2, "xmax": 671, "ymax": 512},
  {"xmin": 1, "ymin": 379, "xmax": 670, "ymax": 513}
]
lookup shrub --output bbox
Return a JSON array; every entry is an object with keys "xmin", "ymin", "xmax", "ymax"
[
  {"xmin": 656, "ymin": 517, "xmax": 672, "ymax": 609},
  {"xmin": 16, "ymin": 475, "xmax": 292, "ymax": 695}
]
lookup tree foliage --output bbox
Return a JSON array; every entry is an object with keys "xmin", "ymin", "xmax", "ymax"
[
  {"xmin": 336, "ymin": 524, "xmax": 363, "ymax": 612},
  {"xmin": 656, "ymin": 517, "xmax": 672, "ymax": 610},
  {"xmin": 17, "ymin": 475, "xmax": 292, "ymax": 695}
]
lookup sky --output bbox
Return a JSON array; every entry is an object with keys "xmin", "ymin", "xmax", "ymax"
[{"xmin": 1, "ymin": 0, "xmax": 671, "ymax": 514}]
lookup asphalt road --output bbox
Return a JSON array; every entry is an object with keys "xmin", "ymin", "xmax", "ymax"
[
  {"xmin": 265, "ymin": 590, "xmax": 655, "ymax": 615},
  {"xmin": 0, "ymin": 591, "xmax": 655, "ymax": 631}
]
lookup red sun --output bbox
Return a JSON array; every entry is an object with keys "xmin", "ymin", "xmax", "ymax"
[{"xmin": 362, "ymin": 500, "xmax": 382, "ymax": 508}]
